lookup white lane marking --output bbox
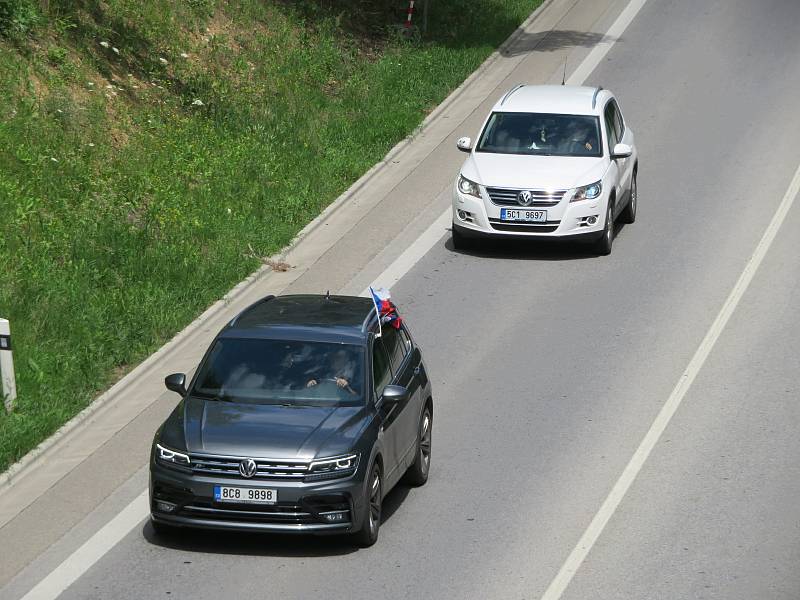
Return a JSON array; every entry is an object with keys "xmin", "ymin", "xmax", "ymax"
[
  {"xmin": 360, "ymin": 209, "xmax": 452, "ymax": 297},
  {"xmin": 20, "ymin": 491, "xmax": 148, "ymax": 600},
  {"xmin": 13, "ymin": 2, "xmax": 651, "ymax": 598},
  {"xmin": 539, "ymin": 164, "xmax": 800, "ymax": 600},
  {"xmin": 566, "ymin": 0, "xmax": 649, "ymax": 86}
]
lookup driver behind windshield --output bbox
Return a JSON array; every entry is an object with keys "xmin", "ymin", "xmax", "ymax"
[{"xmin": 306, "ymin": 348, "xmax": 357, "ymax": 395}]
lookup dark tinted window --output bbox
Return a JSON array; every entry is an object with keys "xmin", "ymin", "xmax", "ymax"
[
  {"xmin": 612, "ymin": 101, "xmax": 624, "ymax": 139},
  {"xmin": 604, "ymin": 103, "xmax": 618, "ymax": 148},
  {"xmin": 477, "ymin": 112, "xmax": 602, "ymax": 157},
  {"xmin": 381, "ymin": 327, "xmax": 409, "ymax": 374},
  {"xmin": 398, "ymin": 327, "xmax": 412, "ymax": 354},
  {"xmin": 192, "ymin": 339, "xmax": 364, "ymax": 406},
  {"xmin": 372, "ymin": 340, "xmax": 392, "ymax": 398}
]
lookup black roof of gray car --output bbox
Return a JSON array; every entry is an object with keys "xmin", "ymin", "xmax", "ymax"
[{"xmin": 222, "ymin": 294, "xmax": 378, "ymax": 344}]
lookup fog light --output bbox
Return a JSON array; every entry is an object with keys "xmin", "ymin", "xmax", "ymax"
[
  {"xmin": 156, "ymin": 501, "xmax": 177, "ymax": 513},
  {"xmin": 586, "ymin": 215, "xmax": 598, "ymax": 225},
  {"xmin": 457, "ymin": 210, "xmax": 467, "ymax": 220},
  {"xmin": 322, "ymin": 511, "xmax": 347, "ymax": 523}
]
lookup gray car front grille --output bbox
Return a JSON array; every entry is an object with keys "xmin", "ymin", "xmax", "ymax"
[
  {"xmin": 486, "ymin": 187, "xmax": 566, "ymax": 207},
  {"xmin": 190, "ymin": 454, "xmax": 309, "ymax": 480}
]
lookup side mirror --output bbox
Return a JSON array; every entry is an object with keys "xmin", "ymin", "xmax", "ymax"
[
  {"xmin": 381, "ymin": 385, "xmax": 410, "ymax": 405},
  {"xmin": 165, "ymin": 373, "xmax": 187, "ymax": 396},
  {"xmin": 611, "ymin": 143, "xmax": 632, "ymax": 159},
  {"xmin": 456, "ymin": 136, "xmax": 472, "ymax": 153}
]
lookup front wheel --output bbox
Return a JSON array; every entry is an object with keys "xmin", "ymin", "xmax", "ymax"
[
  {"xmin": 620, "ymin": 172, "xmax": 637, "ymax": 224},
  {"xmin": 352, "ymin": 463, "xmax": 382, "ymax": 548},
  {"xmin": 403, "ymin": 406, "xmax": 432, "ymax": 486},
  {"xmin": 451, "ymin": 224, "xmax": 473, "ymax": 251},
  {"xmin": 149, "ymin": 517, "xmax": 175, "ymax": 536},
  {"xmin": 594, "ymin": 201, "xmax": 615, "ymax": 256}
]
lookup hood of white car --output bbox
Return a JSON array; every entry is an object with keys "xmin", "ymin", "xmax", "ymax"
[{"xmin": 462, "ymin": 152, "xmax": 608, "ymax": 190}]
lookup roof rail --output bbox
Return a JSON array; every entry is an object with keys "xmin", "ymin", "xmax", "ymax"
[
  {"xmin": 500, "ymin": 84, "xmax": 525, "ymax": 106},
  {"xmin": 591, "ymin": 86, "xmax": 604, "ymax": 109},
  {"xmin": 229, "ymin": 294, "xmax": 276, "ymax": 326},
  {"xmin": 362, "ymin": 309, "xmax": 379, "ymax": 335}
]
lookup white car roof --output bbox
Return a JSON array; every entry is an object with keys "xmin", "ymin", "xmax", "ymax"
[{"xmin": 492, "ymin": 85, "xmax": 609, "ymax": 116}]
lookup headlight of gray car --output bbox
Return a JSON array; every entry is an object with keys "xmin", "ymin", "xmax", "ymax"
[
  {"xmin": 457, "ymin": 175, "xmax": 481, "ymax": 198},
  {"xmin": 155, "ymin": 443, "xmax": 191, "ymax": 470},
  {"xmin": 305, "ymin": 453, "xmax": 360, "ymax": 482}
]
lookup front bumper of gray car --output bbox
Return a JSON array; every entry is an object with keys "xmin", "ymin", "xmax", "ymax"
[{"xmin": 149, "ymin": 460, "xmax": 367, "ymax": 534}]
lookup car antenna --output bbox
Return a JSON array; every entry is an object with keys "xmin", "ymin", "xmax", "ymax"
[
  {"xmin": 325, "ymin": 290, "xmax": 330, "ymax": 299},
  {"xmin": 561, "ymin": 57, "xmax": 567, "ymax": 85}
]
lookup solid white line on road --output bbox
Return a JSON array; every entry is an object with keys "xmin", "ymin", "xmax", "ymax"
[
  {"xmin": 360, "ymin": 208, "xmax": 452, "ymax": 297},
  {"xmin": 538, "ymin": 162, "xmax": 800, "ymax": 600},
  {"xmin": 13, "ymin": 2, "xmax": 651, "ymax": 598},
  {"xmin": 565, "ymin": 0, "xmax": 649, "ymax": 86},
  {"xmin": 20, "ymin": 491, "xmax": 148, "ymax": 600}
]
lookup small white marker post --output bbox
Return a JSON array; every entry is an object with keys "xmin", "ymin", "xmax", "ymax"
[{"xmin": 0, "ymin": 318, "xmax": 17, "ymax": 412}]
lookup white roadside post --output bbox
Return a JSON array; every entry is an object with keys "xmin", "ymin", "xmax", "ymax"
[{"xmin": 0, "ymin": 318, "xmax": 17, "ymax": 412}]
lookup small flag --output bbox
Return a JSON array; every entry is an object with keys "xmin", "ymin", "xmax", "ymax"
[{"xmin": 369, "ymin": 287, "xmax": 403, "ymax": 337}]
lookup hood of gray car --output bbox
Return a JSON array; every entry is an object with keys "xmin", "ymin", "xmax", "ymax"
[{"xmin": 178, "ymin": 396, "xmax": 366, "ymax": 460}]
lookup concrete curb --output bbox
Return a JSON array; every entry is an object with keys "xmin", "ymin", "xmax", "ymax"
[{"xmin": 0, "ymin": 0, "xmax": 553, "ymax": 491}]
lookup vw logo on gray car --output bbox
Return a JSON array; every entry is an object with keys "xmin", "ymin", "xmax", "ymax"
[
  {"xmin": 517, "ymin": 190, "xmax": 534, "ymax": 206},
  {"xmin": 239, "ymin": 458, "xmax": 257, "ymax": 478}
]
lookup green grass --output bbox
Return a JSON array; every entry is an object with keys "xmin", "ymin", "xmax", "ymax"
[{"xmin": 0, "ymin": 0, "xmax": 542, "ymax": 471}]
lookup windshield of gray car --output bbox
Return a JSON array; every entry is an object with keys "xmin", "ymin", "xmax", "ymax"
[
  {"xmin": 191, "ymin": 339, "xmax": 365, "ymax": 407},
  {"xmin": 476, "ymin": 112, "xmax": 602, "ymax": 157}
]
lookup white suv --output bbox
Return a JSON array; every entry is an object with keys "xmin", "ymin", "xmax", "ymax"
[{"xmin": 452, "ymin": 85, "xmax": 637, "ymax": 255}]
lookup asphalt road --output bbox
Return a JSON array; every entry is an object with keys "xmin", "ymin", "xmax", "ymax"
[{"xmin": 3, "ymin": 0, "xmax": 800, "ymax": 598}]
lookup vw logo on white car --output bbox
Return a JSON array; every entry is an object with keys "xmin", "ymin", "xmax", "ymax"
[
  {"xmin": 239, "ymin": 458, "xmax": 258, "ymax": 478},
  {"xmin": 517, "ymin": 190, "xmax": 534, "ymax": 206}
]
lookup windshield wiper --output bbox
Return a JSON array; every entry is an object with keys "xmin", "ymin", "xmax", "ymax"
[{"xmin": 194, "ymin": 390, "xmax": 235, "ymax": 403}]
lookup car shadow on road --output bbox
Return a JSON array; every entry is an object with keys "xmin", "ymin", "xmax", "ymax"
[
  {"xmin": 141, "ymin": 483, "xmax": 414, "ymax": 557},
  {"xmin": 446, "ymin": 222, "xmax": 628, "ymax": 260}
]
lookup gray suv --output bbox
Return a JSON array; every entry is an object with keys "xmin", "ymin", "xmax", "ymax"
[{"xmin": 149, "ymin": 294, "xmax": 433, "ymax": 547}]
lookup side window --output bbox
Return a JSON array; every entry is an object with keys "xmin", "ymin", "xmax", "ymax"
[
  {"xmin": 612, "ymin": 101, "xmax": 625, "ymax": 139},
  {"xmin": 604, "ymin": 103, "xmax": 618, "ymax": 149},
  {"xmin": 398, "ymin": 327, "xmax": 413, "ymax": 354},
  {"xmin": 381, "ymin": 327, "xmax": 409, "ymax": 374},
  {"xmin": 371, "ymin": 340, "xmax": 392, "ymax": 398}
]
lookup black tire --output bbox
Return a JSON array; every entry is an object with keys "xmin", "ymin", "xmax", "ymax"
[
  {"xmin": 150, "ymin": 517, "xmax": 175, "ymax": 536},
  {"xmin": 403, "ymin": 405, "xmax": 432, "ymax": 487},
  {"xmin": 451, "ymin": 224, "xmax": 473, "ymax": 251},
  {"xmin": 620, "ymin": 172, "xmax": 637, "ymax": 224},
  {"xmin": 352, "ymin": 463, "xmax": 382, "ymax": 548},
  {"xmin": 594, "ymin": 200, "xmax": 615, "ymax": 256}
]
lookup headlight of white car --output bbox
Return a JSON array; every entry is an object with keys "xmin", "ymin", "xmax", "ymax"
[
  {"xmin": 571, "ymin": 181, "xmax": 602, "ymax": 202},
  {"xmin": 457, "ymin": 175, "xmax": 481, "ymax": 198}
]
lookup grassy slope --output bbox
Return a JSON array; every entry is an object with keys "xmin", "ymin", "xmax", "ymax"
[{"xmin": 0, "ymin": 0, "xmax": 541, "ymax": 471}]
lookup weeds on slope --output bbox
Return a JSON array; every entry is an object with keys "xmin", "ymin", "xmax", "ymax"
[{"xmin": 0, "ymin": 0, "xmax": 541, "ymax": 471}]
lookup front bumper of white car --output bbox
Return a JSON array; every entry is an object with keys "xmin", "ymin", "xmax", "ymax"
[{"xmin": 452, "ymin": 181, "xmax": 609, "ymax": 240}]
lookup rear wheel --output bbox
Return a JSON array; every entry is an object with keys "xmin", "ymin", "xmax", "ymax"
[
  {"xmin": 403, "ymin": 406, "xmax": 432, "ymax": 486},
  {"xmin": 620, "ymin": 172, "xmax": 637, "ymax": 224},
  {"xmin": 594, "ymin": 200, "xmax": 615, "ymax": 256},
  {"xmin": 352, "ymin": 463, "xmax": 382, "ymax": 547}
]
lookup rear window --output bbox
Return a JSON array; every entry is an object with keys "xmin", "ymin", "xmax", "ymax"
[{"xmin": 477, "ymin": 112, "xmax": 602, "ymax": 157}]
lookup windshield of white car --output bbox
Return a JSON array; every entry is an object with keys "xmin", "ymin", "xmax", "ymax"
[
  {"xmin": 191, "ymin": 339, "xmax": 365, "ymax": 407},
  {"xmin": 476, "ymin": 112, "xmax": 602, "ymax": 157}
]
